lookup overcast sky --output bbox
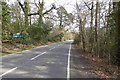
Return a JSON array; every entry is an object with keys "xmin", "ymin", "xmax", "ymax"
[
  {"xmin": 6, "ymin": 0, "xmax": 114, "ymax": 13},
  {"xmin": 6, "ymin": 0, "xmax": 78, "ymax": 13}
]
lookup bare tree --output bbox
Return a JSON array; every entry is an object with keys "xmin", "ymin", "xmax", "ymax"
[
  {"xmin": 84, "ymin": 1, "xmax": 94, "ymax": 52},
  {"xmin": 28, "ymin": 0, "xmax": 55, "ymax": 27},
  {"xmin": 76, "ymin": 3, "xmax": 88, "ymax": 52},
  {"xmin": 17, "ymin": 0, "xmax": 30, "ymax": 34}
]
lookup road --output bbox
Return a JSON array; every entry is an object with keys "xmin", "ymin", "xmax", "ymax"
[{"xmin": 0, "ymin": 41, "xmax": 98, "ymax": 79}]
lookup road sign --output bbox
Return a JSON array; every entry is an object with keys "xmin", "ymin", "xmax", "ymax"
[{"xmin": 13, "ymin": 33, "xmax": 23, "ymax": 38}]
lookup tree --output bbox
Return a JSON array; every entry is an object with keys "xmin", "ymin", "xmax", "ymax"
[
  {"xmin": 94, "ymin": 1, "xmax": 100, "ymax": 57},
  {"xmin": 0, "ymin": 1, "xmax": 2, "ymax": 52},
  {"xmin": 9, "ymin": 2, "xmax": 24, "ymax": 33},
  {"xmin": 76, "ymin": 2, "xmax": 88, "ymax": 52},
  {"xmin": 17, "ymin": 0, "xmax": 29, "ymax": 33},
  {"xmin": 113, "ymin": 1, "xmax": 120, "ymax": 65},
  {"xmin": 28, "ymin": 0, "xmax": 55, "ymax": 27},
  {"xmin": 84, "ymin": 1, "xmax": 94, "ymax": 53},
  {"xmin": 1, "ymin": 1, "xmax": 11, "ymax": 40},
  {"xmin": 57, "ymin": 6, "xmax": 74, "ymax": 29}
]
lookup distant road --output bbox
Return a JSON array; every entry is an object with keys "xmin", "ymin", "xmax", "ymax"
[{"xmin": 0, "ymin": 41, "xmax": 98, "ymax": 79}]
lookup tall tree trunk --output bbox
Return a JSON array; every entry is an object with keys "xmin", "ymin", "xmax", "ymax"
[
  {"xmin": 113, "ymin": 2, "xmax": 120, "ymax": 65},
  {"xmin": 24, "ymin": 1, "xmax": 29, "ymax": 32},
  {"xmin": 79, "ymin": 17, "xmax": 86, "ymax": 52},
  {"xmin": 38, "ymin": 0, "xmax": 44, "ymax": 27},
  {"xmin": 90, "ymin": 2, "xmax": 94, "ymax": 53},
  {"xmin": 0, "ymin": 12, "xmax": 1, "ymax": 53},
  {"xmin": 95, "ymin": 2, "xmax": 99, "ymax": 43},
  {"xmin": 107, "ymin": 2, "xmax": 112, "ymax": 65},
  {"xmin": 95, "ymin": 1, "xmax": 99, "ymax": 57},
  {"xmin": 84, "ymin": 1, "xmax": 94, "ymax": 53},
  {"xmin": 38, "ymin": 13, "xmax": 43, "ymax": 27},
  {"xmin": 81, "ymin": 27, "xmax": 86, "ymax": 52}
]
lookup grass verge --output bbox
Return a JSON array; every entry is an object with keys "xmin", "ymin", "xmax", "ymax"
[
  {"xmin": 0, "ymin": 53, "xmax": 5, "ymax": 56},
  {"xmin": 2, "ymin": 42, "xmax": 54, "ymax": 56}
]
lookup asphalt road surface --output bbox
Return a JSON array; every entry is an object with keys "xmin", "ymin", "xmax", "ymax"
[{"xmin": 0, "ymin": 41, "xmax": 98, "ymax": 79}]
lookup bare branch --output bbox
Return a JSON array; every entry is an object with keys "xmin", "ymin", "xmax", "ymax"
[
  {"xmin": 34, "ymin": 0, "xmax": 39, "ymax": 8},
  {"xmin": 84, "ymin": 2, "xmax": 91, "ymax": 10},
  {"xmin": 35, "ymin": 3, "xmax": 39, "ymax": 8},
  {"xmin": 43, "ymin": 5, "xmax": 55, "ymax": 15},
  {"xmin": 17, "ymin": 0, "xmax": 25, "ymax": 12},
  {"xmin": 28, "ymin": 12, "xmax": 39, "ymax": 16}
]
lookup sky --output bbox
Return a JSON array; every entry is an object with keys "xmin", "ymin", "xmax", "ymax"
[
  {"xmin": 6, "ymin": 0, "xmax": 77, "ymax": 13},
  {"xmin": 6, "ymin": 0, "xmax": 117, "ymax": 13}
]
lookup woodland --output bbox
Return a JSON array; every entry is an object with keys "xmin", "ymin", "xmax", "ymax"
[{"xmin": 0, "ymin": 0, "xmax": 120, "ymax": 78}]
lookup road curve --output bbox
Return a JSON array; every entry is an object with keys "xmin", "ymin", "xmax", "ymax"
[
  {"xmin": 1, "ymin": 41, "xmax": 72, "ymax": 78},
  {"xmin": 0, "ymin": 41, "xmax": 98, "ymax": 79}
]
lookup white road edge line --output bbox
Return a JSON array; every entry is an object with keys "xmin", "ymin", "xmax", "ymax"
[
  {"xmin": 30, "ymin": 52, "xmax": 46, "ymax": 60},
  {"xmin": 0, "ymin": 67, "xmax": 18, "ymax": 77},
  {"xmin": 67, "ymin": 43, "xmax": 72, "ymax": 79}
]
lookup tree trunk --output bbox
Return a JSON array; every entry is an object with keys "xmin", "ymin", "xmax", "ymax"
[
  {"xmin": 17, "ymin": 0, "xmax": 29, "ymax": 33},
  {"xmin": 113, "ymin": 2, "xmax": 120, "ymax": 65},
  {"xmin": 95, "ymin": 1, "xmax": 99, "ymax": 57},
  {"xmin": 79, "ymin": 17, "xmax": 86, "ymax": 52},
  {"xmin": 95, "ymin": 2, "xmax": 99, "ymax": 43},
  {"xmin": 38, "ymin": 2, "xmax": 44, "ymax": 27},
  {"xmin": 90, "ymin": 2, "xmax": 94, "ymax": 53}
]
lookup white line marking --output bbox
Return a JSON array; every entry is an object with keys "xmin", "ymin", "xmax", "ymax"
[
  {"xmin": 0, "ymin": 67, "xmax": 18, "ymax": 77},
  {"xmin": 30, "ymin": 52, "xmax": 46, "ymax": 60},
  {"xmin": 49, "ymin": 48, "xmax": 54, "ymax": 50},
  {"xmin": 67, "ymin": 43, "xmax": 72, "ymax": 79},
  {"xmin": 57, "ymin": 45, "xmax": 59, "ymax": 46},
  {"xmin": 44, "ymin": 45, "xmax": 48, "ymax": 47},
  {"xmin": 49, "ymin": 46, "xmax": 56, "ymax": 50},
  {"xmin": 49, "ymin": 48, "xmax": 52, "ymax": 50},
  {"xmin": 49, "ymin": 44, "xmax": 62, "ymax": 51}
]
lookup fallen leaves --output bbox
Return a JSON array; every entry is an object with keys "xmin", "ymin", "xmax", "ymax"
[{"xmin": 74, "ymin": 45, "xmax": 120, "ymax": 79}]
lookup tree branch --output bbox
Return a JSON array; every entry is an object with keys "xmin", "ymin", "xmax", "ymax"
[
  {"xmin": 17, "ymin": 0, "xmax": 25, "ymax": 12},
  {"xmin": 34, "ymin": 0, "xmax": 39, "ymax": 9},
  {"xmin": 2, "ymin": 11, "xmax": 10, "ymax": 16},
  {"xmin": 43, "ymin": 5, "xmax": 55, "ymax": 15},
  {"xmin": 84, "ymin": 2, "xmax": 91, "ymax": 10},
  {"xmin": 28, "ymin": 12, "xmax": 39, "ymax": 16}
]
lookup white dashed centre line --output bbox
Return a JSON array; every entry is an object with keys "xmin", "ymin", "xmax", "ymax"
[
  {"xmin": 0, "ymin": 67, "xmax": 18, "ymax": 77},
  {"xmin": 30, "ymin": 52, "xmax": 46, "ymax": 60},
  {"xmin": 49, "ymin": 46, "xmax": 57, "ymax": 50},
  {"xmin": 49, "ymin": 44, "xmax": 62, "ymax": 51}
]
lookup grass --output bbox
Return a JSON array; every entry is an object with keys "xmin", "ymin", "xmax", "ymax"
[
  {"xmin": 5, "ymin": 46, "xmax": 37, "ymax": 54},
  {"xmin": 0, "ymin": 53, "xmax": 5, "ymax": 55},
  {"xmin": 2, "ymin": 44, "xmax": 49, "ymax": 55},
  {"xmin": 2, "ymin": 41, "xmax": 56, "ymax": 56}
]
